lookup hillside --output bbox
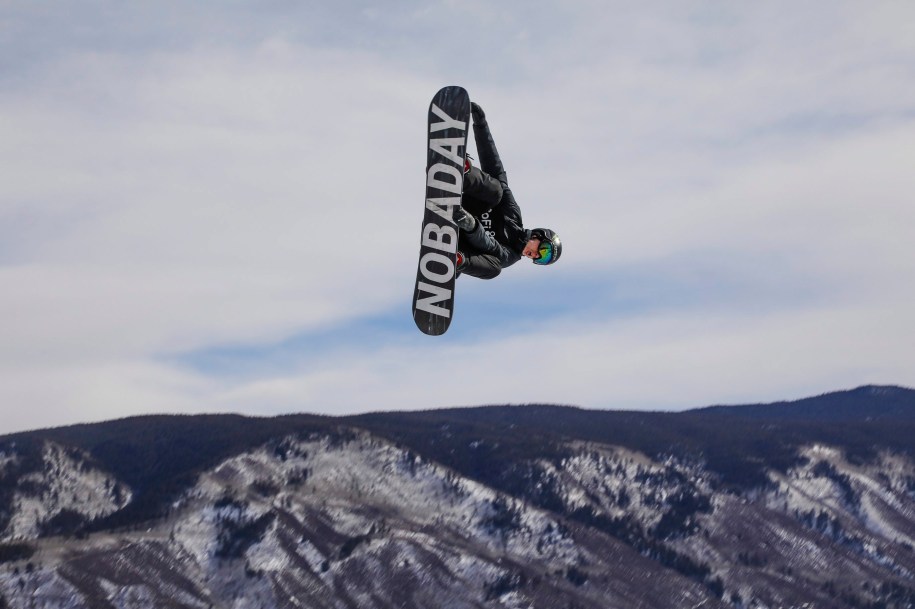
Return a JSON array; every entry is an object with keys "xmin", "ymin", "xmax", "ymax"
[{"xmin": 1, "ymin": 385, "xmax": 914, "ymax": 608}]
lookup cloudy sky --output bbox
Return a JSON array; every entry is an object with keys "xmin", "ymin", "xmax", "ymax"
[{"xmin": 2, "ymin": 1, "xmax": 914, "ymax": 434}]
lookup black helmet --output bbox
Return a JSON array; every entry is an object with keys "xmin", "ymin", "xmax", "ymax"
[{"xmin": 530, "ymin": 228, "xmax": 562, "ymax": 265}]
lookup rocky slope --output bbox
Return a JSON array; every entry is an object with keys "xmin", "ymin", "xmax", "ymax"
[{"xmin": 0, "ymin": 385, "xmax": 914, "ymax": 608}]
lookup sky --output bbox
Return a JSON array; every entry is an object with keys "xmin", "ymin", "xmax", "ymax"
[{"xmin": 2, "ymin": 1, "xmax": 914, "ymax": 434}]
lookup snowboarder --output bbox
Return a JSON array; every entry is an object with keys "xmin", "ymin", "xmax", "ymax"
[{"xmin": 452, "ymin": 102, "xmax": 562, "ymax": 280}]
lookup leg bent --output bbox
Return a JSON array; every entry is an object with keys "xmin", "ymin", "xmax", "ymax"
[
  {"xmin": 462, "ymin": 166, "xmax": 503, "ymax": 214},
  {"xmin": 460, "ymin": 253, "xmax": 501, "ymax": 280}
]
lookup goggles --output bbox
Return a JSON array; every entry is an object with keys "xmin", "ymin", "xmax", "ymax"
[{"xmin": 533, "ymin": 241, "xmax": 554, "ymax": 265}]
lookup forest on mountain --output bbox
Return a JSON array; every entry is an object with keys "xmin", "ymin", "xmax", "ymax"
[{"xmin": 2, "ymin": 385, "xmax": 913, "ymax": 538}]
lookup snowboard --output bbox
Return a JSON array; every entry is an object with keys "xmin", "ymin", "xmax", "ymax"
[{"xmin": 412, "ymin": 86, "xmax": 471, "ymax": 335}]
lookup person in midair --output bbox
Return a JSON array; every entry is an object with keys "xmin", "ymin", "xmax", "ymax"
[{"xmin": 452, "ymin": 102, "xmax": 562, "ymax": 279}]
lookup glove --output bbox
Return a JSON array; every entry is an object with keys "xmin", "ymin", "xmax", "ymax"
[
  {"xmin": 471, "ymin": 102, "xmax": 486, "ymax": 124},
  {"xmin": 453, "ymin": 206, "xmax": 476, "ymax": 232}
]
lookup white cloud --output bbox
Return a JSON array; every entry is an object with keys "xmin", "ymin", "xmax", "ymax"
[
  {"xmin": 2, "ymin": 42, "xmax": 429, "ymax": 346},
  {"xmin": 0, "ymin": 359, "xmax": 214, "ymax": 433},
  {"xmin": 174, "ymin": 296, "xmax": 915, "ymax": 416}
]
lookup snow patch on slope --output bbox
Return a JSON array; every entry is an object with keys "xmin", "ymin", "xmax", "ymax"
[
  {"xmin": 765, "ymin": 445, "xmax": 915, "ymax": 547},
  {"xmin": 535, "ymin": 443, "xmax": 712, "ymax": 532},
  {"xmin": 175, "ymin": 430, "xmax": 581, "ymax": 567},
  {"xmin": 151, "ymin": 430, "xmax": 594, "ymax": 608},
  {"xmin": 2, "ymin": 442, "xmax": 132, "ymax": 541},
  {"xmin": 0, "ymin": 450, "xmax": 17, "ymax": 474}
]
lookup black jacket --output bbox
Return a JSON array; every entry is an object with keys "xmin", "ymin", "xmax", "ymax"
[{"xmin": 458, "ymin": 117, "xmax": 530, "ymax": 279}]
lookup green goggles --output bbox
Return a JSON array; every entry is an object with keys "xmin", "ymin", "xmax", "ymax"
[{"xmin": 533, "ymin": 241, "xmax": 554, "ymax": 265}]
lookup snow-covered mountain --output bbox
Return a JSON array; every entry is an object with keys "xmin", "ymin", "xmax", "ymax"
[{"xmin": 1, "ymin": 385, "xmax": 914, "ymax": 608}]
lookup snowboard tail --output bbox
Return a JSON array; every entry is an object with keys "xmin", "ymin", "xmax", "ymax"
[{"xmin": 412, "ymin": 86, "xmax": 470, "ymax": 335}]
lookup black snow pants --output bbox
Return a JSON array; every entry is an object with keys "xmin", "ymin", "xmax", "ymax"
[
  {"xmin": 456, "ymin": 166, "xmax": 505, "ymax": 279},
  {"xmin": 462, "ymin": 166, "xmax": 503, "ymax": 217}
]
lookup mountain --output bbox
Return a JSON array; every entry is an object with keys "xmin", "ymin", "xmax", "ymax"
[
  {"xmin": 1, "ymin": 385, "xmax": 914, "ymax": 608},
  {"xmin": 696, "ymin": 385, "xmax": 915, "ymax": 422}
]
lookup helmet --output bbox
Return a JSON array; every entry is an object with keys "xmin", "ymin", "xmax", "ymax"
[{"xmin": 529, "ymin": 228, "xmax": 562, "ymax": 265}]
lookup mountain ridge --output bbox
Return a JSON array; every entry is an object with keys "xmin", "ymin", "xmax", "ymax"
[
  {"xmin": 2, "ymin": 385, "xmax": 915, "ymax": 608},
  {"xmin": 3, "ymin": 384, "xmax": 915, "ymax": 528},
  {"xmin": 694, "ymin": 384, "xmax": 915, "ymax": 422}
]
